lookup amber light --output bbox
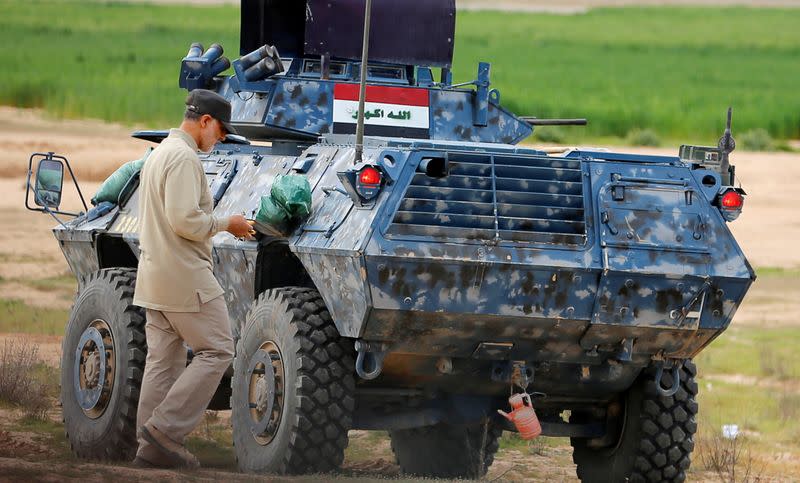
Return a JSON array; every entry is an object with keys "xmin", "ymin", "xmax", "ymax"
[
  {"xmin": 359, "ymin": 166, "xmax": 381, "ymax": 185},
  {"xmin": 721, "ymin": 190, "xmax": 743, "ymax": 209}
]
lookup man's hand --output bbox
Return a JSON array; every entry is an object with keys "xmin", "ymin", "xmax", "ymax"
[{"xmin": 227, "ymin": 214, "xmax": 255, "ymax": 239}]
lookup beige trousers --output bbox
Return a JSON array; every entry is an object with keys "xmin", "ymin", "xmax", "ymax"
[{"xmin": 136, "ymin": 295, "xmax": 234, "ymax": 455}]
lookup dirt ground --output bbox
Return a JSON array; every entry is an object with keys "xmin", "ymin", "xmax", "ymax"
[{"xmin": 1, "ymin": 107, "xmax": 798, "ymax": 480}]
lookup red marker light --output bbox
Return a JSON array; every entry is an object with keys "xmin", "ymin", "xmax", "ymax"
[
  {"xmin": 721, "ymin": 190, "xmax": 743, "ymax": 209},
  {"xmin": 359, "ymin": 166, "xmax": 381, "ymax": 185}
]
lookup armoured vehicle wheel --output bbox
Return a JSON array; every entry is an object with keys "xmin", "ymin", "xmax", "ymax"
[
  {"xmin": 571, "ymin": 361, "xmax": 699, "ymax": 483},
  {"xmin": 231, "ymin": 287, "xmax": 355, "ymax": 474},
  {"xmin": 60, "ymin": 268, "xmax": 145, "ymax": 460},
  {"xmin": 390, "ymin": 421, "xmax": 502, "ymax": 478}
]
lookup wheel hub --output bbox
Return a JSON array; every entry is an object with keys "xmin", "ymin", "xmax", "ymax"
[
  {"xmin": 74, "ymin": 319, "xmax": 115, "ymax": 419},
  {"xmin": 255, "ymin": 376, "xmax": 269, "ymax": 413},
  {"xmin": 247, "ymin": 341, "xmax": 284, "ymax": 445},
  {"xmin": 83, "ymin": 350, "xmax": 101, "ymax": 389}
]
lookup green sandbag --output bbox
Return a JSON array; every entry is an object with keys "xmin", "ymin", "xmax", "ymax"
[
  {"xmin": 255, "ymin": 196, "xmax": 290, "ymax": 235},
  {"xmin": 255, "ymin": 174, "xmax": 312, "ymax": 234},
  {"xmin": 271, "ymin": 174, "xmax": 311, "ymax": 218},
  {"xmin": 91, "ymin": 148, "xmax": 153, "ymax": 205}
]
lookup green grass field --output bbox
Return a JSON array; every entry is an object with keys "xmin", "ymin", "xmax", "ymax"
[{"xmin": 1, "ymin": 1, "xmax": 799, "ymax": 144}]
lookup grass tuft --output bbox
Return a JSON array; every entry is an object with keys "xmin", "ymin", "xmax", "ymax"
[
  {"xmin": 778, "ymin": 391, "xmax": 800, "ymax": 424},
  {"xmin": 0, "ymin": 340, "xmax": 56, "ymax": 420},
  {"xmin": 697, "ymin": 421, "xmax": 765, "ymax": 483},
  {"xmin": 740, "ymin": 128, "xmax": 776, "ymax": 151},
  {"xmin": 532, "ymin": 127, "xmax": 567, "ymax": 144},
  {"xmin": 759, "ymin": 347, "xmax": 795, "ymax": 381},
  {"xmin": 626, "ymin": 128, "xmax": 661, "ymax": 147}
]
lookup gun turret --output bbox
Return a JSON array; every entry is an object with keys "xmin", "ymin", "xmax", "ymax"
[{"xmin": 178, "ymin": 0, "xmax": 537, "ymax": 144}]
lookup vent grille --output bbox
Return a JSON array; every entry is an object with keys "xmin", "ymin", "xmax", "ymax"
[{"xmin": 387, "ymin": 152, "xmax": 587, "ymax": 245}]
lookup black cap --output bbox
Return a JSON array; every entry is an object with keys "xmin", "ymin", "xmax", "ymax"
[{"xmin": 185, "ymin": 89, "xmax": 238, "ymax": 135}]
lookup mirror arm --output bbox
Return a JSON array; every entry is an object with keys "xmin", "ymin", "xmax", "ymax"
[
  {"xmin": 40, "ymin": 195, "xmax": 69, "ymax": 229},
  {"xmin": 23, "ymin": 154, "xmax": 36, "ymax": 212},
  {"xmin": 58, "ymin": 152, "xmax": 88, "ymax": 212},
  {"xmin": 24, "ymin": 176, "xmax": 69, "ymax": 228}
]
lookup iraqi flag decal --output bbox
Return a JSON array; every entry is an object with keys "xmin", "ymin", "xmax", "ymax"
[{"xmin": 333, "ymin": 84, "xmax": 430, "ymax": 139}]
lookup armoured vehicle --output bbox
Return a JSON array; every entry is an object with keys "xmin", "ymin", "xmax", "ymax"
[{"xmin": 26, "ymin": 1, "xmax": 754, "ymax": 481}]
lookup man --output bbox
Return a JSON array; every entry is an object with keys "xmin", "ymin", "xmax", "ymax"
[{"xmin": 132, "ymin": 89, "xmax": 253, "ymax": 468}]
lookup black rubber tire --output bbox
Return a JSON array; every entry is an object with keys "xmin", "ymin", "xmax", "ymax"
[
  {"xmin": 571, "ymin": 361, "xmax": 699, "ymax": 483},
  {"xmin": 390, "ymin": 421, "xmax": 503, "ymax": 479},
  {"xmin": 60, "ymin": 268, "xmax": 146, "ymax": 461},
  {"xmin": 231, "ymin": 287, "xmax": 355, "ymax": 474}
]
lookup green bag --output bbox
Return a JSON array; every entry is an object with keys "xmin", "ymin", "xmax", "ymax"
[
  {"xmin": 91, "ymin": 148, "xmax": 153, "ymax": 205},
  {"xmin": 271, "ymin": 174, "xmax": 312, "ymax": 218},
  {"xmin": 256, "ymin": 196, "xmax": 290, "ymax": 228},
  {"xmin": 255, "ymin": 174, "xmax": 312, "ymax": 235}
]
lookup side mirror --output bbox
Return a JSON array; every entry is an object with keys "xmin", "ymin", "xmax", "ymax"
[
  {"xmin": 25, "ymin": 152, "xmax": 87, "ymax": 219},
  {"xmin": 34, "ymin": 158, "xmax": 64, "ymax": 209}
]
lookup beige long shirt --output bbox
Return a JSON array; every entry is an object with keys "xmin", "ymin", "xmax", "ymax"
[{"xmin": 133, "ymin": 129, "xmax": 228, "ymax": 312}]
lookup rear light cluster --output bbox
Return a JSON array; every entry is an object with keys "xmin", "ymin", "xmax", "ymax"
[
  {"xmin": 721, "ymin": 190, "xmax": 743, "ymax": 209},
  {"xmin": 337, "ymin": 163, "xmax": 386, "ymax": 206},
  {"xmin": 357, "ymin": 166, "xmax": 382, "ymax": 197},
  {"xmin": 718, "ymin": 188, "xmax": 745, "ymax": 222}
]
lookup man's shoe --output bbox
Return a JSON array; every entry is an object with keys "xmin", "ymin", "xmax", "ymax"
[
  {"xmin": 139, "ymin": 422, "xmax": 200, "ymax": 470},
  {"xmin": 132, "ymin": 443, "xmax": 183, "ymax": 469},
  {"xmin": 131, "ymin": 456, "xmax": 155, "ymax": 468}
]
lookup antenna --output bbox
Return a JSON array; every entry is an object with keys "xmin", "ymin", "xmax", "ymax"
[
  {"xmin": 719, "ymin": 107, "xmax": 736, "ymax": 156},
  {"xmin": 718, "ymin": 107, "xmax": 736, "ymax": 184},
  {"xmin": 354, "ymin": 0, "xmax": 373, "ymax": 164}
]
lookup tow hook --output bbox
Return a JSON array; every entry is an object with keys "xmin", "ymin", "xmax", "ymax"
[
  {"xmin": 354, "ymin": 340, "xmax": 388, "ymax": 380},
  {"xmin": 653, "ymin": 358, "xmax": 683, "ymax": 397}
]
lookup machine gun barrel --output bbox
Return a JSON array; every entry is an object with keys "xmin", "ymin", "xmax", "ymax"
[{"xmin": 521, "ymin": 117, "xmax": 588, "ymax": 126}]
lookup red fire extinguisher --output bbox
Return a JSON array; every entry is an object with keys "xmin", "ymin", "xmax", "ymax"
[{"xmin": 497, "ymin": 392, "xmax": 542, "ymax": 440}]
